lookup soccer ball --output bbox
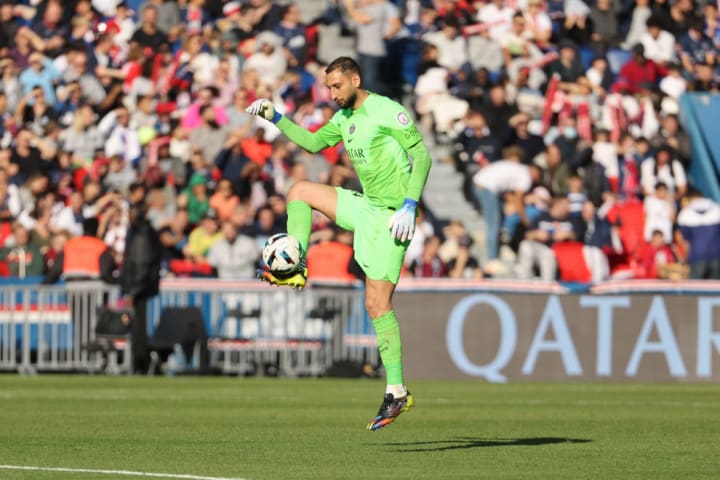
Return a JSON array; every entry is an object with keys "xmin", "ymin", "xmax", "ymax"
[{"xmin": 262, "ymin": 233, "xmax": 302, "ymax": 275}]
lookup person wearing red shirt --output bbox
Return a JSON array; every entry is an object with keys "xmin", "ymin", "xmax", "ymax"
[{"xmin": 613, "ymin": 43, "xmax": 667, "ymax": 95}]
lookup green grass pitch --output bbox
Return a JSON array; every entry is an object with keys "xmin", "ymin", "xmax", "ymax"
[{"xmin": 0, "ymin": 376, "xmax": 718, "ymax": 479}]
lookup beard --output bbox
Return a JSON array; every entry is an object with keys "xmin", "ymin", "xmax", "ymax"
[{"xmin": 335, "ymin": 90, "xmax": 357, "ymax": 109}]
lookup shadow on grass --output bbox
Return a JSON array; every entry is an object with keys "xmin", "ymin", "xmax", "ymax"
[{"xmin": 377, "ymin": 437, "xmax": 592, "ymax": 453}]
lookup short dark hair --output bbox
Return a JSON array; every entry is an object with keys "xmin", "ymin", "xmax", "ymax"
[{"xmin": 325, "ymin": 57, "xmax": 361, "ymax": 77}]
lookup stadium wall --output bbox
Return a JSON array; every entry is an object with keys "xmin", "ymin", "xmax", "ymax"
[{"xmin": 395, "ymin": 286, "xmax": 720, "ymax": 383}]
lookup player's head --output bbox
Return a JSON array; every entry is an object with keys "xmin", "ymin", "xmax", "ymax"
[{"xmin": 325, "ymin": 57, "xmax": 362, "ymax": 109}]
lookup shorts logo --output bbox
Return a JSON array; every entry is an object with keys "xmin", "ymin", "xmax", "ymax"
[
  {"xmin": 349, "ymin": 123, "xmax": 356, "ymax": 134},
  {"xmin": 397, "ymin": 112, "xmax": 409, "ymax": 126}
]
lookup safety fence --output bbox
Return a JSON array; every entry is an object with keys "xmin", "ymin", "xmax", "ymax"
[{"xmin": 0, "ymin": 279, "xmax": 375, "ymax": 376}]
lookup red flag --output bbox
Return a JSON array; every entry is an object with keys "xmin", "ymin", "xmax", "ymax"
[{"xmin": 542, "ymin": 73, "xmax": 560, "ymax": 134}]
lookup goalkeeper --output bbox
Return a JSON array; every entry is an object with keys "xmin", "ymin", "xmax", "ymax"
[{"xmin": 246, "ymin": 56, "xmax": 432, "ymax": 431}]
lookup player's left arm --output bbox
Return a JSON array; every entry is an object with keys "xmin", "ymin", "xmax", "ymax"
[
  {"xmin": 383, "ymin": 108, "xmax": 432, "ymax": 242},
  {"xmin": 383, "ymin": 110, "xmax": 432, "ymax": 202}
]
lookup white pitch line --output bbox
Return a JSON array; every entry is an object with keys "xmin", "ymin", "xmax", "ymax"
[{"xmin": 0, "ymin": 465, "xmax": 248, "ymax": 480}]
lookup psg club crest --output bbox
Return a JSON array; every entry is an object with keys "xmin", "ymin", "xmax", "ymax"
[
  {"xmin": 397, "ymin": 112, "xmax": 409, "ymax": 125},
  {"xmin": 349, "ymin": 123, "xmax": 356, "ymax": 134}
]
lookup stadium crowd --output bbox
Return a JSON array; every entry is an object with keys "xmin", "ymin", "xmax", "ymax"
[{"xmin": 0, "ymin": 0, "xmax": 719, "ymax": 284}]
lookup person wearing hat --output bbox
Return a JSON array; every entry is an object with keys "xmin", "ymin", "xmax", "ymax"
[
  {"xmin": 612, "ymin": 43, "xmax": 665, "ymax": 95},
  {"xmin": 182, "ymin": 172, "xmax": 210, "ymax": 224},
  {"xmin": 507, "ymin": 112, "xmax": 544, "ymax": 163}
]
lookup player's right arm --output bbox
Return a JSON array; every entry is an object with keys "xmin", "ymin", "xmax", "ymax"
[{"xmin": 246, "ymin": 99, "xmax": 342, "ymax": 153}]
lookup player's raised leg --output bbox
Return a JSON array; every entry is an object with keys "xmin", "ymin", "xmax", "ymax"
[
  {"xmin": 365, "ymin": 278, "xmax": 414, "ymax": 431},
  {"xmin": 258, "ymin": 181, "xmax": 338, "ymax": 289}
]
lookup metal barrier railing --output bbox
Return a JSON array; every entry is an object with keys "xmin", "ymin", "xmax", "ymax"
[{"xmin": 0, "ymin": 280, "xmax": 377, "ymax": 376}]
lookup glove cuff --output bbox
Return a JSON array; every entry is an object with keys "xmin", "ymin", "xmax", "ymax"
[
  {"xmin": 271, "ymin": 111, "xmax": 282, "ymax": 124},
  {"xmin": 402, "ymin": 198, "xmax": 418, "ymax": 208}
]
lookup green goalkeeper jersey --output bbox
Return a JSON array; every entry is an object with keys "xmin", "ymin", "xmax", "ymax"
[{"xmin": 276, "ymin": 93, "xmax": 429, "ymax": 209}]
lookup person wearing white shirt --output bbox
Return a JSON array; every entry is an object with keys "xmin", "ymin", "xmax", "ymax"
[
  {"xmin": 640, "ymin": 16, "xmax": 676, "ymax": 65},
  {"xmin": 421, "ymin": 16, "xmax": 469, "ymax": 72},
  {"xmin": 640, "ymin": 145, "xmax": 687, "ymax": 199},
  {"xmin": 100, "ymin": 106, "xmax": 142, "ymax": 167},
  {"xmin": 643, "ymin": 182, "xmax": 675, "ymax": 244},
  {"xmin": 52, "ymin": 191, "xmax": 85, "ymax": 237},
  {"xmin": 207, "ymin": 221, "xmax": 260, "ymax": 279},
  {"xmin": 473, "ymin": 147, "xmax": 532, "ymax": 261},
  {"xmin": 477, "ymin": 0, "xmax": 514, "ymax": 42}
]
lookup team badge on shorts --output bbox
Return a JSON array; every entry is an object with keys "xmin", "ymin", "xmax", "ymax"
[
  {"xmin": 349, "ymin": 123, "xmax": 356, "ymax": 134},
  {"xmin": 397, "ymin": 112, "xmax": 409, "ymax": 126}
]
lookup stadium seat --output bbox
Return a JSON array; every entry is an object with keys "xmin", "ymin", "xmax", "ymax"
[
  {"xmin": 147, "ymin": 307, "xmax": 208, "ymax": 375},
  {"xmin": 606, "ymin": 48, "xmax": 632, "ymax": 75},
  {"xmin": 552, "ymin": 241, "xmax": 592, "ymax": 283}
]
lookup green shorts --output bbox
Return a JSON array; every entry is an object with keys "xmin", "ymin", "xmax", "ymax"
[{"xmin": 334, "ymin": 187, "xmax": 408, "ymax": 284}]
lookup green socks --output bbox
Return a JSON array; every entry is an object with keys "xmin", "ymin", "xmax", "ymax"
[
  {"xmin": 287, "ymin": 200, "xmax": 312, "ymax": 253},
  {"xmin": 372, "ymin": 310, "xmax": 404, "ymax": 386}
]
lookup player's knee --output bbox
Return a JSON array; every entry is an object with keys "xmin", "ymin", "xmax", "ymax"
[
  {"xmin": 287, "ymin": 180, "xmax": 311, "ymax": 202},
  {"xmin": 365, "ymin": 297, "xmax": 392, "ymax": 319}
]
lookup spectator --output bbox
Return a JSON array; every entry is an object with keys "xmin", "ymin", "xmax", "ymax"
[
  {"xmin": 243, "ymin": 31, "xmax": 288, "ymax": 87},
  {"xmin": 10, "ymin": 128, "xmax": 56, "ymax": 184},
  {"xmin": 19, "ymin": 52, "xmax": 60, "ymax": 105},
  {"xmin": 622, "ymin": 0, "xmax": 652, "ymax": 50},
  {"xmin": 422, "ymin": 14, "xmax": 469, "ymax": 74},
  {"xmin": 447, "ymin": 233, "xmax": 482, "ymax": 279},
  {"xmin": 158, "ymin": 208, "xmax": 189, "ymax": 267},
  {"xmin": 184, "ymin": 207, "xmax": 222, "ymax": 265},
  {"xmin": 644, "ymin": 182, "xmax": 675, "ymax": 245},
  {"xmin": 588, "ymin": 0, "xmax": 620, "ymax": 53},
  {"xmin": 120, "ymin": 203, "xmax": 161, "ymax": 374},
  {"xmin": 408, "ymin": 234, "xmax": 447, "ymax": 278},
  {"xmin": 539, "ymin": 144, "xmax": 571, "ymax": 195},
  {"xmin": 453, "ymin": 110, "xmax": 502, "ymax": 176},
  {"xmin": 614, "ymin": 43, "xmax": 665, "ymax": 95},
  {"xmin": 0, "ymin": 222, "xmax": 44, "ymax": 277},
  {"xmin": 641, "ymin": 229, "xmax": 683, "ymax": 279},
  {"xmin": 130, "ymin": 3, "xmax": 169, "ymax": 51},
  {"xmin": 345, "ymin": 0, "xmax": 401, "ymax": 95},
  {"xmin": 677, "ymin": 189, "xmax": 720, "ymax": 280},
  {"xmin": 516, "ymin": 195, "xmax": 584, "ymax": 282},
  {"xmin": 476, "ymin": 0, "xmax": 514, "ymax": 43},
  {"xmin": 60, "ymin": 103, "xmax": 104, "ymax": 166},
  {"xmin": 306, "ymin": 227, "xmax": 360, "ymax": 282},
  {"xmin": 506, "ymin": 112, "xmax": 544, "ymax": 163},
  {"xmin": 274, "ymin": 2, "xmax": 307, "ymax": 69},
  {"xmin": 181, "ymin": 173, "xmax": 210, "ymax": 225},
  {"xmin": 43, "ymin": 217, "xmax": 112, "ymax": 283},
  {"xmin": 640, "ymin": 15, "xmax": 676, "ymax": 66},
  {"xmin": 189, "ymin": 105, "xmax": 232, "ymax": 165},
  {"xmin": 479, "ymin": 83, "xmax": 518, "ymax": 147},
  {"xmin": 650, "ymin": 114, "xmax": 690, "ymax": 167},
  {"xmin": 209, "ymin": 178, "xmax": 240, "ymax": 223},
  {"xmin": 207, "ymin": 220, "xmax": 260, "ymax": 279},
  {"xmin": 640, "ymin": 144, "xmax": 687, "ymax": 199},
  {"xmin": 53, "ymin": 191, "xmax": 85, "ymax": 237},
  {"xmin": 472, "ymin": 146, "xmax": 532, "ymax": 261},
  {"xmin": 101, "ymin": 106, "xmax": 142, "ymax": 167}
]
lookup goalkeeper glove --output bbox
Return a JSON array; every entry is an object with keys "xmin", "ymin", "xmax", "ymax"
[
  {"xmin": 388, "ymin": 198, "xmax": 417, "ymax": 243},
  {"xmin": 245, "ymin": 98, "xmax": 282, "ymax": 123}
]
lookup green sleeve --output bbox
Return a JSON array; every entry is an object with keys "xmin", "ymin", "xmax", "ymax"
[
  {"xmin": 381, "ymin": 111, "xmax": 432, "ymax": 202},
  {"xmin": 405, "ymin": 140, "xmax": 432, "ymax": 202},
  {"xmin": 276, "ymin": 116, "xmax": 343, "ymax": 153}
]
